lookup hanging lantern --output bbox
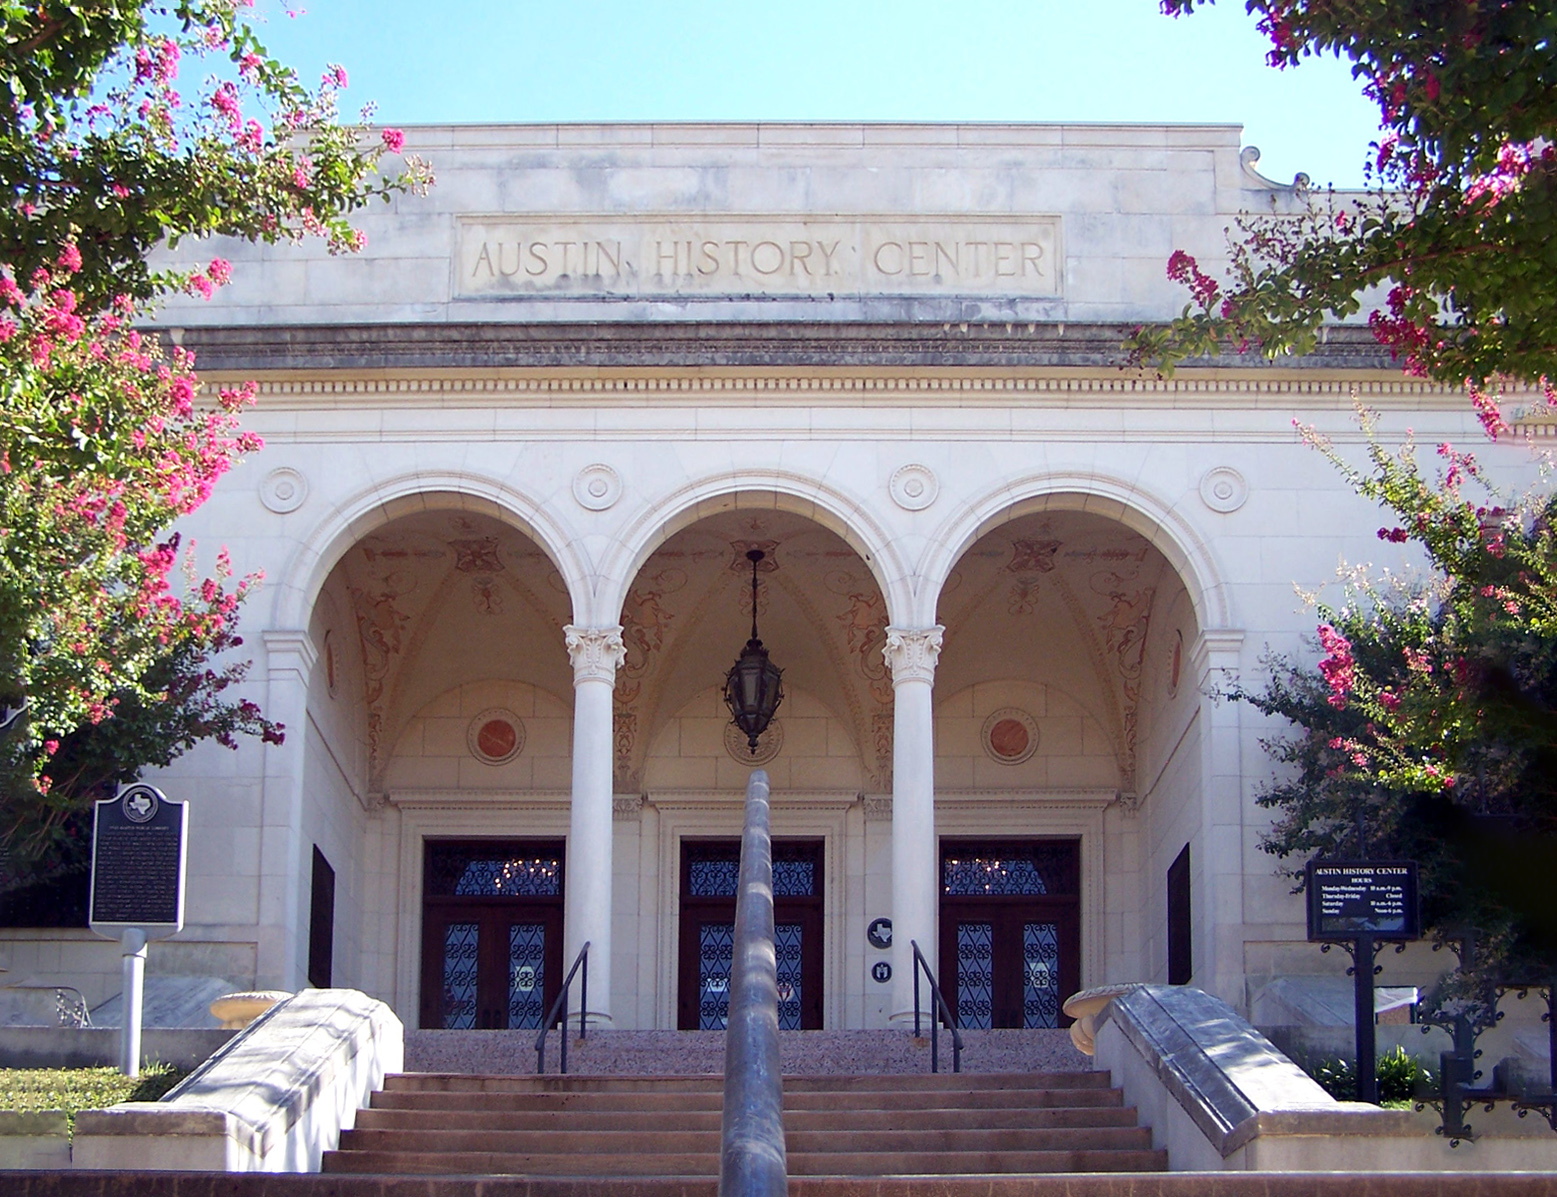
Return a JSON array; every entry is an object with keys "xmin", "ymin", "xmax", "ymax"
[{"xmin": 724, "ymin": 548, "xmax": 785, "ymax": 753}]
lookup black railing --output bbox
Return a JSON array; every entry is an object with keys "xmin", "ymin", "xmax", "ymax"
[
  {"xmin": 535, "ymin": 940, "xmax": 589, "ymax": 1075},
  {"xmin": 911, "ymin": 939, "xmax": 963, "ymax": 1074},
  {"xmin": 718, "ymin": 768, "xmax": 788, "ymax": 1197}
]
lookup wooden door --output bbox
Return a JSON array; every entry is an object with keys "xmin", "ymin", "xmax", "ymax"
[
  {"xmin": 678, "ymin": 839, "xmax": 824, "ymax": 1030},
  {"xmin": 420, "ymin": 840, "xmax": 565, "ymax": 1030},
  {"xmin": 938, "ymin": 840, "xmax": 1081, "ymax": 1029}
]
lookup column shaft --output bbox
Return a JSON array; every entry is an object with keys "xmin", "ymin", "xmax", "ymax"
[
  {"xmin": 564, "ymin": 625, "xmax": 625, "ymax": 1027},
  {"xmin": 884, "ymin": 626, "xmax": 944, "ymax": 1026}
]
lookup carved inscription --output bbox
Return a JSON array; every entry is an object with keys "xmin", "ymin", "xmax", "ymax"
[
  {"xmin": 458, "ymin": 216, "xmax": 1061, "ymax": 299},
  {"xmin": 90, "ymin": 794, "xmax": 185, "ymax": 926}
]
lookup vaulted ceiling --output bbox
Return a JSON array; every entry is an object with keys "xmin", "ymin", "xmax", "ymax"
[
  {"xmin": 324, "ymin": 504, "xmax": 1193, "ymax": 795},
  {"xmin": 615, "ymin": 509, "xmax": 892, "ymax": 791},
  {"xmin": 936, "ymin": 510, "xmax": 1189, "ymax": 789},
  {"xmin": 331, "ymin": 510, "xmax": 572, "ymax": 779}
]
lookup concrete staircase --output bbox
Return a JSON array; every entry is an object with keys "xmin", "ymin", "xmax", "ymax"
[{"xmin": 322, "ymin": 1070, "xmax": 1167, "ymax": 1178}]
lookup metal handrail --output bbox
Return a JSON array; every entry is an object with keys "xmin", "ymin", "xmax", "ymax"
[
  {"xmin": 719, "ymin": 768, "xmax": 787, "ymax": 1197},
  {"xmin": 535, "ymin": 940, "xmax": 589, "ymax": 1075},
  {"xmin": 911, "ymin": 940, "xmax": 963, "ymax": 1074},
  {"xmin": 0, "ymin": 981, "xmax": 91, "ymax": 1028}
]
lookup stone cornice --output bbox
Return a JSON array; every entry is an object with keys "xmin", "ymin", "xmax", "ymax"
[
  {"xmin": 935, "ymin": 788, "xmax": 1120, "ymax": 811},
  {"xmin": 175, "ymin": 320, "xmax": 1411, "ymax": 376},
  {"xmin": 387, "ymin": 789, "xmax": 572, "ymax": 810},
  {"xmin": 645, "ymin": 789, "xmax": 860, "ymax": 812}
]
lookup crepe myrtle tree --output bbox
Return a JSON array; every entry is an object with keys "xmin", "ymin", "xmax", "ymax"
[
  {"xmin": 0, "ymin": 2, "xmax": 431, "ymax": 888},
  {"xmin": 1129, "ymin": 0, "xmax": 1557, "ymax": 408},
  {"xmin": 1135, "ymin": 1, "xmax": 1557, "ymax": 997},
  {"xmin": 1234, "ymin": 410, "xmax": 1557, "ymax": 995}
]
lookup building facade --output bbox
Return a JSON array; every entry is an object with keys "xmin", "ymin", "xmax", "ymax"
[{"xmin": 1, "ymin": 123, "xmax": 1536, "ymax": 1034}]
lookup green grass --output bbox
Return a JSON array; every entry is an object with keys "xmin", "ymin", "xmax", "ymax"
[{"xmin": 0, "ymin": 1064, "xmax": 188, "ymax": 1133}]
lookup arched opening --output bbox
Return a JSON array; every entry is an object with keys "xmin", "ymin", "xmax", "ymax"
[
  {"xmin": 933, "ymin": 507, "xmax": 1204, "ymax": 1024},
  {"xmin": 616, "ymin": 505, "xmax": 890, "ymax": 1029},
  {"xmin": 302, "ymin": 505, "xmax": 576, "ymax": 1023}
]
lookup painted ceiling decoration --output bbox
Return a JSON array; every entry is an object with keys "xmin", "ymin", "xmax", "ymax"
[
  {"xmin": 325, "ymin": 506, "xmax": 1191, "ymax": 796},
  {"xmin": 936, "ymin": 510, "xmax": 1185, "ymax": 792},
  {"xmin": 336, "ymin": 510, "xmax": 571, "ymax": 782},
  {"xmin": 614, "ymin": 510, "xmax": 893, "ymax": 792}
]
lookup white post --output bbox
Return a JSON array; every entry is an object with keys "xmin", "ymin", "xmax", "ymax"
[
  {"xmin": 564, "ymin": 625, "xmax": 626, "ymax": 1028},
  {"xmin": 119, "ymin": 928, "xmax": 147, "ymax": 1077},
  {"xmin": 884, "ymin": 626, "xmax": 944, "ymax": 1026}
]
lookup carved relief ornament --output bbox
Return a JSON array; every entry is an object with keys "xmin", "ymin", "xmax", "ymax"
[
  {"xmin": 882, "ymin": 626, "xmax": 944, "ymax": 686},
  {"xmin": 564, "ymin": 624, "xmax": 627, "ymax": 685}
]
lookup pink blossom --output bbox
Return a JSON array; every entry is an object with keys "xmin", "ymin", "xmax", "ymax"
[
  {"xmin": 56, "ymin": 243, "xmax": 82, "ymax": 274},
  {"xmin": 211, "ymin": 81, "xmax": 241, "ymax": 124},
  {"xmin": 208, "ymin": 258, "xmax": 232, "ymax": 286},
  {"xmin": 1316, "ymin": 625, "xmax": 1355, "ymax": 709},
  {"xmin": 381, "ymin": 127, "xmax": 405, "ymax": 153}
]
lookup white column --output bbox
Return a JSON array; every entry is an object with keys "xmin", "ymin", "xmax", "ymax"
[
  {"xmin": 257, "ymin": 629, "xmax": 316, "ymax": 990},
  {"xmin": 884, "ymin": 625, "xmax": 943, "ymax": 1026},
  {"xmin": 564, "ymin": 624, "xmax": 626, "ymax": 1027},
  {"xmin": 1192, "ymin": 630, "xmax": 1248, "ymax": 1007}
]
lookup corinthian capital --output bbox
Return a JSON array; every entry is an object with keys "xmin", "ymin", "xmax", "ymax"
[
  {"xmin": 564, "ymin": 625, "xmax": 626, "ymax": 685},
  {"xmin": 883, "ymin": 626, "xmax": 944, "ymax": 686}
]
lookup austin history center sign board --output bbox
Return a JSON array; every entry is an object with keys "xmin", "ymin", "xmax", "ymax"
[{"xmin": 1305, "ymin": 861, "xmax": 1420, "ymax": 942}]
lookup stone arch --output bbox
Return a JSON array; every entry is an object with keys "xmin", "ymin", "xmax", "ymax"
[
  {"xmin": 274, "ymin": 471, "xmax": 592, "ymax": 632},
  {"xmin": 592, "ymin": 469, "xmax": 913, "ymax": 629},
  {"xmin": 917, "ymin": 471, "xmax": 1231, "ymax": 633}
]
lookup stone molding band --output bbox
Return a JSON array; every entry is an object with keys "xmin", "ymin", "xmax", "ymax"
[{"xmin": 180, "ymin": 321, "xmax": 1404, "ymax": 374}]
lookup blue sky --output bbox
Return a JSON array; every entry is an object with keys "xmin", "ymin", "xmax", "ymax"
[{"xmin": 260, "ymin": 1, "xmax": 1384, "ymax": 188}]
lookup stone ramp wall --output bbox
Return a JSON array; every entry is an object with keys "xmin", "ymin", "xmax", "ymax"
[{"xmin": 407, "ymin": 1027, "xmax": 1090, "ymax": 1076}]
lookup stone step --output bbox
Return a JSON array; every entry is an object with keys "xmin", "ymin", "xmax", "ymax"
[
  {"xmin": 407, "ymin": 1026, "xmax": 1089, "ymax": 1077},
  {"xmin": 354, "ymin": 1103, "xmax": 1145, "ymax": 1133},
  {"xmin": 3, "ymin": 1171, "xmax": 1547, "ymax": 1196},
  {"xmin": 334, "ymin": 1068, "xmax": 1161, "ymax": 1180},
  {"xmin": 383, "ymin": 1069, "xmax": 1109, "ymax": 1092},
  {"xmin": 336, "ymin": 1124, "xmax": 1154, "ymax": 1156},
  {"xmin": 321, "ymin": 1146, "xmax": 1168, "ymax": 1175},
  {"xmin": 369, "ymin": 1085, "xmax": 1125, "ymax": 1112}
]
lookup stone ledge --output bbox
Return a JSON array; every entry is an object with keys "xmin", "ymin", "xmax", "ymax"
[
  {"xmin": 1098, "ymin": 984, "xmax": 1338, "ymax": 1154},
  {"xmin": 1223, "ymin": 1106, "xmax": 1421, "ymax": 1156},
  {"xmin": 73, "ymin": 1104, "xmax": 231, "ymax": 1137},
  {"xmin": 71, "ymin": 988, "xmax": 403, "ymax": 1172},
  {"xmin": 0, "ymin": 1110, "xmax": 67, "ymax": 1135}
]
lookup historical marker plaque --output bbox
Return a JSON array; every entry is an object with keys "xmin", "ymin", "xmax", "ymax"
[
  {"xmin": 1306, "ymin": 860, "xmax": 1419, "ymax": 942},
  {"xmin": 89, "ymin": 785, "xmax": 187, "ymax": 935}
]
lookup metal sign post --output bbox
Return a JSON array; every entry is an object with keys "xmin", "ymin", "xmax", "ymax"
[
  {"xmin": 88, "ymin": 784, "xmax": 188, "ymax": 1077},
  {"xmin": 1306, "ymin": 860, "xmax": 1420, "ymax": 1106}
]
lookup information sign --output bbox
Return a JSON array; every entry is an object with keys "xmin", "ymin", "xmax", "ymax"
[
  {"xmin": 89, "ymin": 785, "xmax": 187, "ymax": 935},
  {"xmin": 1306, "ymin": 860, "xmax": 1419, "ymax": 942}
]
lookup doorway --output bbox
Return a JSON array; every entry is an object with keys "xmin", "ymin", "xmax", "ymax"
[
  {"xmin": 938, "ymin": 839, "xmax": 1081, "ymax": 1029},
  {"xmin": 420, "ymin": 839, "xmax": 564, "ymax": 1030},
  {"xmin": 678, "ymin": 838, "xmax": 824, "ymax": 1030}
]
